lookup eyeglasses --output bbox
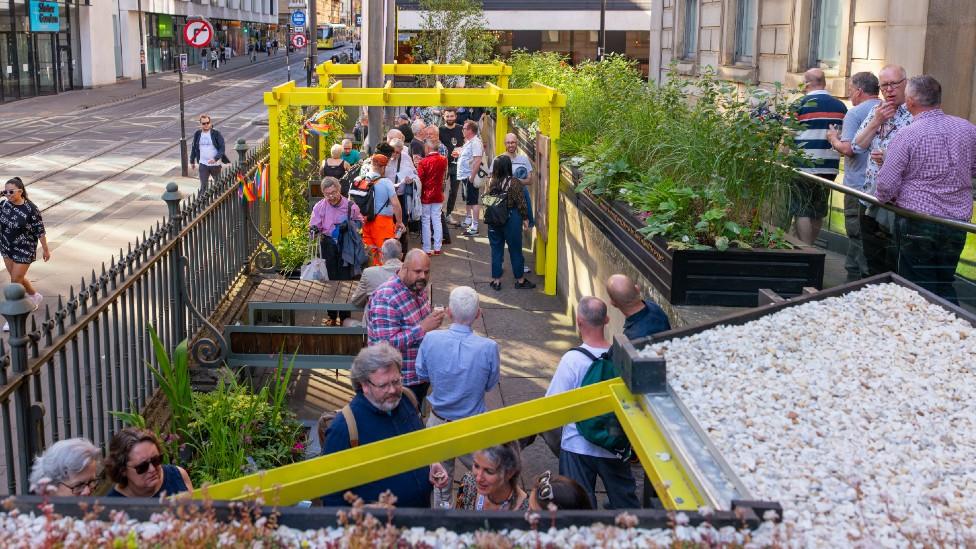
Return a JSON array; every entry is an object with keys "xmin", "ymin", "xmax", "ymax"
[
  {"xmin": 536, "ymin": 470, "xmax": 553, "ymax": 501},
  {"xmin": 366, "ymin": 376, "xmax": 402, "ymax": 392},
  {"xmin": 880, "ymin": 78, "xmax": 906, "ymax": 90},
  {"xmin": 129, "ymin": 454, "xmax": 163, "ymax": 475},
  {"xmin": 59, "ymin": 477, "xmax": 99, "ymax": 496}
]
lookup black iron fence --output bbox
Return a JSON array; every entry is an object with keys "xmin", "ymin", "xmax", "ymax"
[{"xmin": 0, "ymin": 139, "xmax": 276, "ymax": 495}]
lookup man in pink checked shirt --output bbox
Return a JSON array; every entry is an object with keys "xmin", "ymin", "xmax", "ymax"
[
  {"xmin": 366, "ymin": 249, "xmax": 446, "ymax": 405},
  {"xmin": 876, "ymin": 75, "xmax": 976, "ymax": 304}
]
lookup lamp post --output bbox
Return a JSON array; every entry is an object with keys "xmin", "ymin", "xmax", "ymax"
[
  {"xmin": 137, "ymin": 0, "xmax": 147, "ymax": 88},
  {"xmin": 598, "ymin": 0, "xmax": 607, "ymax": 61}
]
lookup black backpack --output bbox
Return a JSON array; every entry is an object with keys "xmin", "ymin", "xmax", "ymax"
[
  {"xmin": 572, "ymin": 347, "xmax": 632, "ymax": 460},
  {"xmin": 339, "ymin": 160, "xmax": 363, "ymax": 195},
  {"xmin": 348, "ymin": 176, "xmax": 389, "ymax": 222},
  {"xmin": 482, "ymin": 177, "xmax": 511, "ymax": 227}
]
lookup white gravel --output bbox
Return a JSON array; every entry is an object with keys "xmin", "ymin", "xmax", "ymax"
[{"xmin": 641, "ymin": 283, "xmax": 976, "ymax": 547}]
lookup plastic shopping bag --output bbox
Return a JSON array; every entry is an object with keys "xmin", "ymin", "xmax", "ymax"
[{"xmin": 300, "ymin": 258, "xmax": 330, "ymax": 282}]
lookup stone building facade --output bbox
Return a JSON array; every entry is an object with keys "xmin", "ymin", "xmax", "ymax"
[{"xmin": 649, "ymin": 0, "xmax": 976, "ymax": 121}]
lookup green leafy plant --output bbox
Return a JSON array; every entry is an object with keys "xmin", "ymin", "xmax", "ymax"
[
  {"xmin": 146, "ymin": 326, "xmax": 194, "ymax": 436},
  {"xmin": 412, "ymin": 0, "xmax": 498, "ymax": 87}
]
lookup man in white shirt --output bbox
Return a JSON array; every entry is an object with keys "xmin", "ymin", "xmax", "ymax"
[
  {"xmin": 545, "ymin": 296, "xmax": 640, "ymax": 509},
  {"xmin": 189, "ymin": 114, "xmax": 229, "ymax": 191},
  {"xmin": 454, "ymin": 120, "xmax": 483, "ymax": 236}
]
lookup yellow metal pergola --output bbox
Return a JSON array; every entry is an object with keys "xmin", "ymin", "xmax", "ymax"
[
  {"xmin": 201, "ymin": 379, "xmax": 707, "ymax": 511},
  {"xmin": 265, "ymin": 62, "xmax": 565, "ymax": 294}
]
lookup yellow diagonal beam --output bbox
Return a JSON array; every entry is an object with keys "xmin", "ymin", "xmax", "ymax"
[
  {"xmin": 608, "ymin": 383, "xmax": 705, "ymax": 511},
  {"xmin": 202, "ymin": 380, "xmax": 618, "ymax": 505}
]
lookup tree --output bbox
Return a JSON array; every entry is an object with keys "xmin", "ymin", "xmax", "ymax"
[{"xmin": 412, "ymin": 0, "xmax": 497, "ymax": 85}]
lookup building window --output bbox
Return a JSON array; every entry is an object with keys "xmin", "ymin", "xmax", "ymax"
[
  {"xmin": 683, "ymin": 0, "xmax": 698, "ymax": 58},
  {"xmin": 809, "ymin": 0, "xmax": 843, "ymax": 70},
  {"xmin": 734, "ymin": 0, "xmax": 756, "ymax": 62}
]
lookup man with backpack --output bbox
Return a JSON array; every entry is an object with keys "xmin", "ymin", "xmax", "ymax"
[
  {"xmin": 351, "ymin": 154, "xmax": 404, "ymax": 266},
  {"xmin": 321, "ymin": 342, "xmax": 450, "ymax": 506},
  {"xmin": 544, "ymin": 296, "xmax": 640, "ymax": 510}
]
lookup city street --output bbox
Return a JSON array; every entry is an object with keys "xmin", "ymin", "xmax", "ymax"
[{"xmin": 0, "ymin": 47, "xmax": 351, "ymax": 313}]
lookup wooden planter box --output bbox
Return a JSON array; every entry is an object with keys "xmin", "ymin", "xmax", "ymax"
[{"xmin": 577, "ymin": 191, "xmax": 825, "ymax": 307}]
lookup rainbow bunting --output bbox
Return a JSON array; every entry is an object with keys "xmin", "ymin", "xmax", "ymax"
[
  {"xmin": 237, "ymin": 172, "xmax": 256, "ymax": 203},
  {"xmin": 260, "ymin": 163, "xmax": 269, "ymax": 201},
  {"xmin": 252, "ymin": 163, "xmax": 262, "ymax": 201}
]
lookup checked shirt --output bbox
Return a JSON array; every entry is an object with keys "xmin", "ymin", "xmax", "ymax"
[{"xmin": 366, "ymin": 275, "xmax": 431, "ymax": 386}]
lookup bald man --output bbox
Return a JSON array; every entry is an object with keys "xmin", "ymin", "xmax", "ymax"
[
  {"xmin": 605, "ymin": 274, "xmax": 670, "ymax": 340},
  {"xmin": 790, "ymin": 67, "xmax": 848, "ymax": 245}
]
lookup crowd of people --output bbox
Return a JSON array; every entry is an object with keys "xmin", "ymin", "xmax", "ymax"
[{"xmin": 791, "ymin": 67, "xmax": 975, "ymax": 303}]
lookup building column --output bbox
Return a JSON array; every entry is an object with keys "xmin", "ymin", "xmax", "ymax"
[{"xmin": 77, "ymin": 0, "xmax": 118, "ymax": 86}]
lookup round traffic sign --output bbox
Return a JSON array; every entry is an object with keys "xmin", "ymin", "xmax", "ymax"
[
  {"xmin": 183, "ymin": 19, "xmax": 214, "ymax": 48},
  {"xmin": 292, "ymin": 34, "xmax": 307, "ymax": 48},
  {"xmin": 291, "ymin": 10, "xmax": 306, "ymax": 27}
]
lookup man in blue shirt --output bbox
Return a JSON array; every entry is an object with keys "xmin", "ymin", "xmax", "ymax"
[
  {"xmin": 826, "ymin": 72, "xmax": 881, "ymax": 281},
  {"xmin": 415, "ymin": 285, "xmax": 500, "ymax": 481},
  {"xmin": 605, "ymin": 274, "xmax": 670, "ymax": 341},
  {"xmin": 322, "ymin": 342, "xmax": 440, "ymax": 507}
]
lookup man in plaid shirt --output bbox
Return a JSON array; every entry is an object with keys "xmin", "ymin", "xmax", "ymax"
[
  {"xmin": 367, "ymin": 249, "xmax": 446, "ymax": 403},
  {"xmin": 876, "ymin": 75, "xmax": 976, "ymax": 304}
]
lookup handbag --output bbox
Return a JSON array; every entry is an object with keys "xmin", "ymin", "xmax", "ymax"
[
  {"xmin": 472, "ymin": 163, "xmax": 489, "ymax": 190},
  {"xmin": 300, "ymin": 235, "xmax": 330, "ymax": 282}
]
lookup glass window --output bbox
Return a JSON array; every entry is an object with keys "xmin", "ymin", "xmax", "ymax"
[
  {"xmin": 683, "ymin": 0, "xmax": 698, "ymax": 58},
  {"xmin": 734, "ymin": 0, "xmax": 756, "ymax": 62},
  {"xmin": 810, "ymin": 0, "xmax": 843, "ymax": 70}
]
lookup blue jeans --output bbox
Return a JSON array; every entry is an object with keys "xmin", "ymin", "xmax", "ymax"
[
  {"xmin": 559, "ymin": 450, "xmax": 640, "ymax": 510},
  {"xmin": 487, "ymin": 209, "xmax": 524, "ymax": 279},
  {"xmin": 522, "ymin": 186, "xmax": 535, "ymax": 227}
]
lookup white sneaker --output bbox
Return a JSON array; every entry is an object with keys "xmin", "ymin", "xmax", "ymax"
[
  {"xmin": 524, "ymin": 266, "xmax": 531, "ymax": 273},
  {"xmin": 2, "ymin": 323, "xmax": 8, "ymax": 332},
  {"xmin": 29, "ymin": 292, "xmax": 43, "ymax": 310},
  {"xmin": 462, "ymin": 216, "xmax": 472, "ymax": 227}
]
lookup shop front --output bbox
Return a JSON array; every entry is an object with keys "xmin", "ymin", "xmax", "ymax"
[{"xmin": 1, "ymin": 0, "xmax": 80, "ymax": 102}]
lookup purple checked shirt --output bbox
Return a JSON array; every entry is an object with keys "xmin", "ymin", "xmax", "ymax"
[
  {"xmin": 366, "ymin": 275, "xmax": 431, "ymax": 386},
  {"xmin": 876, "ymin": 109, "xmax": 976, "ymax": 221}
]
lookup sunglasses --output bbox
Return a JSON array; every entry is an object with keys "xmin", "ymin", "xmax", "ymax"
[
  {"xmin": 3, "ymin": 190, "xmax": 19, "ymax": 195},
  {"xmin": 536, "ymin": 470, "xmax": 553, "ymax": 501},
  {"xmin": 200, "ymin": 121, "xmax": 212, "ymax": 126},
  {"xmin": 129, "ymin": 455, "xmax": 162, "ymax": 475}
]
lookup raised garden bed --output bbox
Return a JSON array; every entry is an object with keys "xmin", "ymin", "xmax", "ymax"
[{"xmin": 576, "ymin": 191, "xmax": 825, "ymax": 307}]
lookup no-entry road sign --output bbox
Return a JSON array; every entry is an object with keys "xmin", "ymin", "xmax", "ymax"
[
  {"xmin": 291, "ymin": 34, "xmax": 307, "ymax": 49},
  {"xmin": 183, "ymin": 19, "xmax": 214, "ymax": 48}
]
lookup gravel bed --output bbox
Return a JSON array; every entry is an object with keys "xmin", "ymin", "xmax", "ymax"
[{"xmin": 641, "ymin": 283, "xmax": 976, "ymax": 547}]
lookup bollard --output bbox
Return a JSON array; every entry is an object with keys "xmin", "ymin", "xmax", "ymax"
[
  {"xmin": 161, "ymin": 182, "xmax": 187, "ymax": 344},
  {"xmin": 0, "ymin": 284, "xmax": 41, "ymax": 493},
  {"xmin": 235, "ymin": 138, "xmax": 249, "ymax": 165}
]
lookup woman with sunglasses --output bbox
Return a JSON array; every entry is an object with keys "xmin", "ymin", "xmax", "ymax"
[
  {"xmin": 29, "ymin": 438, "xmax": 101, "ymax": 497},
  {"xmin": 0, "ymin": 177, "xmax": 49, "ymax": 316},
  {"xmin": 527, "ymin": 470, "xmax": 592, "ymax": 511},
  {"xmin": 453, "ymin": 443, "xmax": 529, "ymax": 511},
  {"xmin": 105, "ymin": 427, "xmax": 192, "ymax": 498}
]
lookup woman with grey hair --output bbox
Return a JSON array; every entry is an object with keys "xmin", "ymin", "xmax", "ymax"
[
  {"xmin": 29, "ymin": 438, "xmax": 101, "ymax": 496},
  {"xmin": 452, "ymin": 442, "xmax": 528, "ymax": 511}
]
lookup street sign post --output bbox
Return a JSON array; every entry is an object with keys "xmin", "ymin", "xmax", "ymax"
[
  {"xmin": 291, "ymin": 34, "xmax": 307, "ymax": 49},
  {"xmin": 178, "ymin": 52, "xmax": 189, "ymax": 176},
  {"xmin": 183, "ymin": 18, "xmax": 214, "ymax": 48},
  {"xmin": 290, "ymin": 10, "xmax": 305, "ymax": 27}
]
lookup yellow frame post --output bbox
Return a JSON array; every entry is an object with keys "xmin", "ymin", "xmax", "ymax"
[{"xmin": 202, "ymin": 379, "xmax": 705, "ymax": 511}]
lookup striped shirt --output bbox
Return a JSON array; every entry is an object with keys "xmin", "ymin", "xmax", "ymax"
[
  {"xmin": 794, "ymin": 90, "xmax": 848, "ymax": 175},
  {"xmin": 875, "ymin": 109, "xmax": 976, "ymax": 221}
]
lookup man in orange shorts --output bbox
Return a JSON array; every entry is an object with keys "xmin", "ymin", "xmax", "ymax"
[{"xmin": 361, "ymin": 154, "xmax": 405, "ymax": 265}]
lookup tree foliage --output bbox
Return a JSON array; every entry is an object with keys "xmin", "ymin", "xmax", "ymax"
[{"xmin": 412, "ymin": 0, "xmax": 497, "ymax": 85}]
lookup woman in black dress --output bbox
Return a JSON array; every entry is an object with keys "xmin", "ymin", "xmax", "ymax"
[{"xmin": 0, "ymin": 177, "xmax": 49, "ymax": 316}]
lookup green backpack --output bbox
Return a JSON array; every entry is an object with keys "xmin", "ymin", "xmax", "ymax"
[{"xmin": 573, "ymin": 347, "xmax": 632, "ymax": 460}]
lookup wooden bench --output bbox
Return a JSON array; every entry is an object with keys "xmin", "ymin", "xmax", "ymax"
[{"xmin": 226, "ymin": 279, "xmax": 366, "ymax": 370}]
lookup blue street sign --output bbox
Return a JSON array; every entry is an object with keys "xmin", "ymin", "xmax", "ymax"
[
  {"xmin": 29, "ymin": 0, "xmax": 60, "ymax": 33},
  {"xmin": 291, "ymin": 10, "xmax": 306, "ymax": 27}
]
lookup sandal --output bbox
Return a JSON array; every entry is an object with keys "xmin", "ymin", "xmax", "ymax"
[{"xmin": 489, "ymin": 280, "xmax": 502, "ymax": 291}]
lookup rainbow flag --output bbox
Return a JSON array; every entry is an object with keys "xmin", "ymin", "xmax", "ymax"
[
  {"xmin": 237, "ymin": 172, "xmax": 256, "ymax": 203},
  {"xmin": 253, "ymin": 163, "xmax": 263, "ymax": 201},
  {"xmin": 260, "ymin": 163, "xmax": 270, "ymax": 201},
  {"xmin": 305, "ymin": 122, "xmax": 333, "ymax": 136}
]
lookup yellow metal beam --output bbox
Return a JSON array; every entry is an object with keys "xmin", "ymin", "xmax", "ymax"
[
  {"xmin": 376, "ymin": 61, "xmax": 513, "ymax": 76},
  {"xmin": 262, "ymin": 85, "xmax": 566, "ymax": 109},
  {"xmin": 543, "ymin": 107, "xmax": 560, "ymax": 296},
  {"xmin": 267, "ymin": 105, "xmax": 282, "ymax": 242},
  {"xmin": 202, "ymin": 380, "xmax": 618, "ymax": 505},
  {"xmin": 608, "ymin": 383, "xmax": 705, "ymax": 511}
]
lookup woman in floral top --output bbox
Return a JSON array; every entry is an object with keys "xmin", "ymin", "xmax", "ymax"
[
  {"xmin": 0, "ymin": 177, "xmax": 49, "ymax": 320},
  {"xmin": 453, "ymin": 443, "xmax": 529, "ymax": 511}
]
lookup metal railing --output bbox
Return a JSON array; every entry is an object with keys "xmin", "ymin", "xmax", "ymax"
[{"xmin": 0, "ymin": 139, "xmax": 277, "ymax": 495}]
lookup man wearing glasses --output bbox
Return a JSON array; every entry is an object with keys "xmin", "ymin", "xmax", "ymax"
[
  {"xmin": 853, "ymin": 65, "xmax": 913, "ymax": 276},
  {"xmin": 189, "ymin": 114, "xmax": 230, "ymax": 191}
]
